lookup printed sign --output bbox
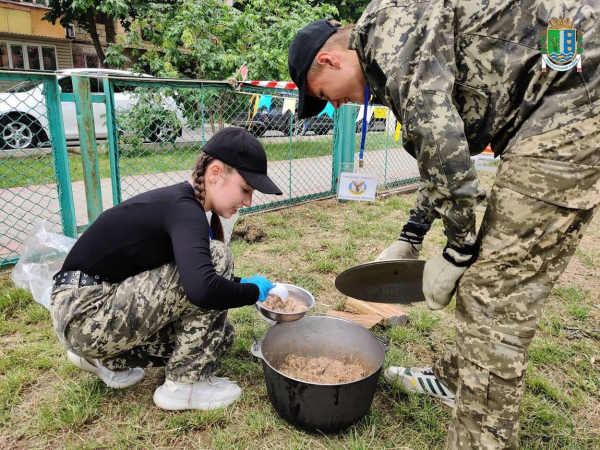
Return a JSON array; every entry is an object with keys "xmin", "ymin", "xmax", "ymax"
[{"xmin": 337, "ymin": 173, "xmax": 377, "ymax": 202}]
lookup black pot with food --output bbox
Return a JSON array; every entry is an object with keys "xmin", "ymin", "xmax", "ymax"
[{"xmin": 251, "ymin": 316, "xmax": 388, "ymax": 433}]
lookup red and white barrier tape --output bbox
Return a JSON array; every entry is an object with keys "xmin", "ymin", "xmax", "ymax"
[{"xmin": 243, "ymin": 80, "xmax": 297, "ymax": 90}]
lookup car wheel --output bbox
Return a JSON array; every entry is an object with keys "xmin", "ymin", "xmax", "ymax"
[
  {"xmin": 293, "ymin": 119, "xmax": 307, "ymax": 136},
  {"xmin": 0, "ymin": 114, "xmax": 43, "ymax": 150},
  {"xmin": 148, "ymin": 121, "xmax": 181, "ymax": 143}
]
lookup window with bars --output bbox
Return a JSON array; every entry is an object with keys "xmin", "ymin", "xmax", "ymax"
[
  {"xmin": 73, "ymin": 53, "xmax": 100, "ymax": 69},
  {"xmin": 0, "ymin": 41, "xmax": 57, "ymax": 70}
]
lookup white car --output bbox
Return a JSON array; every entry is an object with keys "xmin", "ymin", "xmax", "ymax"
[{"xmin": 0, "ymin": 68, "xmax": 182, "ymax": 149}]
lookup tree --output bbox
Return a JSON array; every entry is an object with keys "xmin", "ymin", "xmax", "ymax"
[
  {"xmin": 109, "ymin": 0, "xmax": 339, "ymax": 135},
  {"xmin": 227, "ymin": 0, "xmax": 339, "ymax": 80},
  {"xmin": 44, "ymin": 0, "xmax": 169, "ymax": 68},
  {"xmin": 114, "ymin": 0, "xmax": 338, "ymax": 80}
]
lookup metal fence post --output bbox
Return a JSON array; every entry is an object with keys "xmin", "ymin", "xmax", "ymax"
[
  {"xmin": 201, "ymin": 86, "xmax": 205, "ymax": 146},
  {"xmin": 103, "ymin": 77, "xmax": 122, "ymax": 206},
  {"xmin": 72, "ymin": 75, "xmax": 103, "ymax": 224},
  {"xmin": 332, "ymin": 105, "xmax": 358, "ymax": 193},
  {"xmin": 43, "ymin": 76, "xmax": 77, "ymax": 238}
]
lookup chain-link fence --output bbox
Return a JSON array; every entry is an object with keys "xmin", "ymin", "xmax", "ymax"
[
  {"xmin": 0, "ymin": 70, "xmax": 75, "ymax": 268},
  {"xmin": 0, "ymin": 70, "xmax": 419, "ymax": 267},
  {"xmin": 108, "ymin": 78, "xmax": 418, "ymax": 211}
]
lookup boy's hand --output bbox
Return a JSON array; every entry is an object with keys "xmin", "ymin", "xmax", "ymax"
[{"xmin": 423, "ymin": 246, "xmax": 476, "ymax": 310}]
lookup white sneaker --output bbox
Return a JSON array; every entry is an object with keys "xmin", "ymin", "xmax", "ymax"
[
  {"xmin": 384, "ymin": 366, "xmax": 456, "ymax": 407},
  {"xmin": 67, "ymin": 351, "xmax": 145, "ymax": 389},
  {"xmin": 153, "ymin": 377, "xmax": 242, "ymax": 411}
]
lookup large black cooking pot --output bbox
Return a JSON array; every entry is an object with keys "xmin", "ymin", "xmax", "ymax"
[{"xmin": 251, "ymin": 316, "xmax": 388, "ymax": 433}]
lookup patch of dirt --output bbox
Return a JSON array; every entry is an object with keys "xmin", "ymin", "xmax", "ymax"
[
  {"xmin": 558, "ymin": 257, "xmax": 600, "ymax": 301},
  {"xmin": 230, "ymin": 220, "xmax": 265, "ymax": 243}
]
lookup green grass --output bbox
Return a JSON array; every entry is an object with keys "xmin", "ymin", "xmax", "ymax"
[{"xmin": 0, "ymin": 170, "xmax": 599, "ymax": 448}]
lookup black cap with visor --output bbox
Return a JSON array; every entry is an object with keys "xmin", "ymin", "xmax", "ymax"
[
  {"xmin": 288, "ymin": 19, "xmax": 341, "ymax": 119},
  {"xmin": 203, "ymin": 127, "xmax": 282, "ymax": 195}
]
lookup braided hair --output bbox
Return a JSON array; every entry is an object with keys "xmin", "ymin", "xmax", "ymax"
[{"xmin": 191, "ymin": 152, "xmax": 231, "ymax": 242}]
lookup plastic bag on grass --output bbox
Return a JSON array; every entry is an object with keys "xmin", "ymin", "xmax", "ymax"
[{"xmin": 11, "ymin": 221, "xmax": 76, "ymax": 310}]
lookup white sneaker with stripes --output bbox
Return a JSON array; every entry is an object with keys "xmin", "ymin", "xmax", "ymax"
[{"xmin": 384, "ymin": 366, "xmax": 456, "ymax": 407}]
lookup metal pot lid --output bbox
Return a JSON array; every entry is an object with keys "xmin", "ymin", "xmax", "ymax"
[{"xmin": 335, "ymin": 260, "xmax": 425, "ymax": 304}]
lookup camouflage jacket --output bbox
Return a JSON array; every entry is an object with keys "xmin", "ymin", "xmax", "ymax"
[{"xmin": 349, "ymin": 0, "xmax": 600, "ymax": 248}]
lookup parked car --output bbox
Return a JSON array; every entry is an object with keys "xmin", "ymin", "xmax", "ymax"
[
  {"xmin": 355, "ymin": 116, "xmax": 386, "ymax": 133},
  {"xmin": 231, "ymin": 107, "xmax": 334, "ymax": 137},
  {"xmin": 356, "ymin": 105, "xmax": 387, "ymax": 133},
  {"xmin": 0, "ymin": 68, "xmax": 182, "ymax": 149},
  {"xmin": 231, "ymin": 96, "xmax": 389, "ymax": 138}
]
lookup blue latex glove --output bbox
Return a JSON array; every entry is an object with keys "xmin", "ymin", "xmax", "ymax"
[{"xmin": 240, "ymin": 275, "xmax": 274, "ymax": 302}]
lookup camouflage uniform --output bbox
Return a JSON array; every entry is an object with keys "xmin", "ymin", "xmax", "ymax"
[
  {"xmin": 349, "ymin": 0, "xmax": 600, "ymax": 448},
  {"xmin": 50, "ymin": 240, "xmax": 235, "ymax": 383},
  {"xmin": 351, "ymin": 0, "xmax": 600, "ymax": 247}
]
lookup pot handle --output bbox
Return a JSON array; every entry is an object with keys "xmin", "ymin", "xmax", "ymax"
[
  {"xmin": 250, "ymin": 338, "xmax": 264, "ymax": 361},
  {"xmin": 375, "ymin": 335, "xmax": 390, "ymax": 352}
]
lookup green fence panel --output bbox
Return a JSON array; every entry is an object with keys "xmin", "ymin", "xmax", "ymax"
[
  {"xmin": 347, "ymin": 103, "xmax": 419, "ymax": 189},
  {"xmin": 104, "ymin": 78, "xmax": 342, "ymax": 212},
  {"xmin": 0, "ymin": 69, "xmax": 76, "ymax": 268},
  {"xmin": 1, "ymin": 71, "xmax": 421, "ymax": 267}
]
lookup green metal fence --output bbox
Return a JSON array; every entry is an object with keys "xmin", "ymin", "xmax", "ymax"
[
  {"xmin": 0, "ymin": 70, "xmax": 419, "ymax": 267},
  {"xmin": 0, "ymin": 70, "xmax": 76, "ymax": 269}
]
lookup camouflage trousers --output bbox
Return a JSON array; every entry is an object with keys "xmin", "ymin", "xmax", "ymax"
[
  {"xmin": 50, "ymin": 240, "xmax": 235, "ymax": 383},
  {"xmin": 434, "ymin": 114, "xmax": 600, "ymax": 449}
]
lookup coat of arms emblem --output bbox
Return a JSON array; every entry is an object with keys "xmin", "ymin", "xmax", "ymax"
[{"xmin": 540, "ymin": 17, "xmax": 583, "ymax": 72}]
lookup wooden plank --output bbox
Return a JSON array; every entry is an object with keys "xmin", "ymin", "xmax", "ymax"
[
  {"xmin": 377, "ymin": 183, "xmax": 420, "ymax": 199},
  {"xmin": 344, "ymin": 297, "xmax": 409, "ymax": 326},
  {"xmin": 326, "ymin": 310, "xmax": 383, "ymax": 329}
]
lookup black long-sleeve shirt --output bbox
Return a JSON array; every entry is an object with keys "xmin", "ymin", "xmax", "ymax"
[{"xmin": 61, "ymin": 182, "xmax": 259, "ymax": 309}]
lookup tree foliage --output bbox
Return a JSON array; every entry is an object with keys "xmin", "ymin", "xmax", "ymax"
[
  {"xmin": 307, "ymin": 0, "xmax": 371, "ymax": 23},
  {"xmin": 111, "ymin": 0, "xmax": 338, "ymax": 80},
  {"xmin": 46, "ymin": 0, "xmax": 358, "ymax": 81},
  {"xmin": 44, "ymin": 0, "xmax": 172, "ymax": 67}
]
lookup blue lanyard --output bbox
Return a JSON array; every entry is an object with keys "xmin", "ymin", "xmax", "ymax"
[{"xmin": 359, "ymin": 85, "xmax": 370, "ymax": 167}]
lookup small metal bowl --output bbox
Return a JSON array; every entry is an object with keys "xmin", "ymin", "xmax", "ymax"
[{"xmin": 256, "ymin": 284, "xmax": 315, "ymax": 323}]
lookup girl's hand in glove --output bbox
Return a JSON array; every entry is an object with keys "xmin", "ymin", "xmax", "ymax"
[
  {"xmin": 241, "ymin": 275, "xmax": 275, "ymax": 302},
  {"xmin": 422, "ymin": 245, "xmax": 477, "ymax": 310}
]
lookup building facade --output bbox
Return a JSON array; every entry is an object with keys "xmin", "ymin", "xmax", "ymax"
[
  {"xmin": 0, "ymin": 1, "xmax": 234, "ymax": 72},
  {"xmin": 0, "ymin": 0, "xmax": 72, "ymax": 70}
]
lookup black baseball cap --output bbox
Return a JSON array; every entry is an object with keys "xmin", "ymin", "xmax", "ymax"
[
  {"xmin": 288, "ymin": 19, "xmax": 341, "ymax": 119},
  {"xmin": 203, "ymin": 127, "xmax": 282, "ymax": 195}
]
